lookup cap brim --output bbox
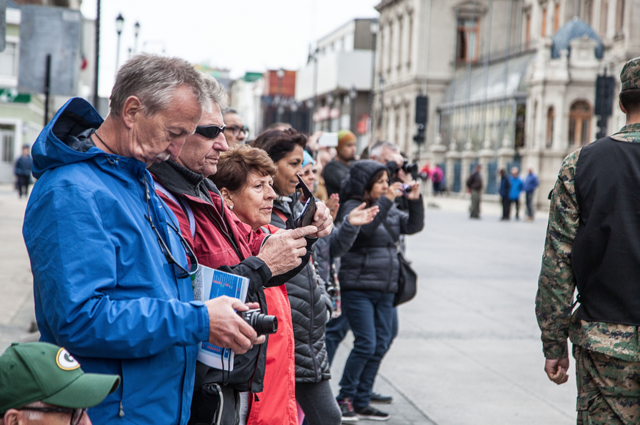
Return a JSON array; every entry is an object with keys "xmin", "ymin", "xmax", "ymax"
[{"xmin": 42, "ymin": 373, "xmax": 120, "ymax": 409}]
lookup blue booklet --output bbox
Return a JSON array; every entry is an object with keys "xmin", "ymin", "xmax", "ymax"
[{"xmin": 192, "ymin": 265, "xmax": 249, "ymax": 371}]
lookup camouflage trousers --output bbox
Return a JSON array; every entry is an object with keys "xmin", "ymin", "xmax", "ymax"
[{"xmin": 574, "ymin": 345, "xmax": 640, "ymax": 425}]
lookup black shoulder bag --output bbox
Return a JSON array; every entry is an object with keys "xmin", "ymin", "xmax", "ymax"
[{"xmin": 382, "ymin": 221, "xmax": 418, "ymax": 306}]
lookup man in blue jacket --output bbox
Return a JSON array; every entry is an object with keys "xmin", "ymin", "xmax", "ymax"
[
  {"xmin": 508, "ymin": 166, "xmax": 524, "ymax": 220},
  {"xmin": 22, "ymin": 54, "xmax": 264, "ymax": 425}
]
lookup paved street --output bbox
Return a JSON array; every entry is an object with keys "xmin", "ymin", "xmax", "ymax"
[
  {"xmin": 0, "ymin": 186, "xmax": 576, "ymax": 424},
  {"xmin": 330, "ymin": 197, "xmax": 576, "ymax": 424}
]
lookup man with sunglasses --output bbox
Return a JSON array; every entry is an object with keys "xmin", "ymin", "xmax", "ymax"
[
  {"xmin": 150, "ymin": 75, "xmax": 334, "ymax": 425},
  {"xmin": 22, "ymin": 55, "xmax": 264, "ymax": 425},
  {"xmin": 0, "ymin": 342, "xmax": 120, "ymax": 425},
  {"xmin": 223, "ymin": 108, "xmax": 248, "ymax": 145}
]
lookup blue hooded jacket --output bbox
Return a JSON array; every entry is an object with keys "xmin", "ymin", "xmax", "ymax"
[
  {"xmin": 508, "ymin": 176, "xmax": 524, "ymax": 200},
  {"xmin": 22, "ymin": 98, "xmax": 210, "ymax": 425}
]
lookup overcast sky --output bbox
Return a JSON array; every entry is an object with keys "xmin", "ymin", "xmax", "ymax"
[{"xmin": 80, "ymin": 0, "xmax": 380, "ymax": 97}]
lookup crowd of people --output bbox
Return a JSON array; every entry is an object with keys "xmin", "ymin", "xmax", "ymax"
[{"xmin": 0, "ymin": 53, "xmax": 425, "ymax": 425}]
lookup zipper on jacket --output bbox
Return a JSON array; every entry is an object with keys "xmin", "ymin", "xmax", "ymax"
[
  {"xmin": 118, "ymin": 362, "xmax": 125, "ymax": 418},
  {"xmin": 306, "ymin": 270, "xmax": 320, "ymax": 380}
]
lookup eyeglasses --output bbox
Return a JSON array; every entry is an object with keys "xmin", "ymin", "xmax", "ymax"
[
  {"xmin": 144, "ymin": 179, "xmax": 199, "ymax": 279},
  {"xmin": 225, "ymin": 125, "xmax": 249, "ymax": 137},
  {"xmin": 195, "ymin": 125, "xmax": 226, "ymax": 139},
  {"xmin": 16, "ymin": 407, "xmax": 86, "ymax": 425}
]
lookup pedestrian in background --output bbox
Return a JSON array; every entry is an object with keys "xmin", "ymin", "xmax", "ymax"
[
  {"xmin": 466, "ymin": 164, "xmax": 483, "ymax": 219},
  {"xmin": 536, "ymin": 57, "xmax": 640, "ymax": 425},
  {"xmin": 523, "ymin": 167, "xmax": 540, "ymax": 221},
  {"xmin": 431, "ymin": 165, "xmax": 444, "ymax": 195},
  {"xmin": 323, "ymin": 130, "xmax": 357, "ymax": 197},
  {"xmin": 499, "ymin": 168, "xmax": 511, "ymax": 221},
  {"xmin": 335, "ymin": 160, "xmax": 423, "ymax": 422},
  {"xmin": 14, "ymin": 144, "xmax": 32, "ymax": 198},
  {"xmin": 508, "ymin": 167, "xmax": 524, "ymax": 220}
]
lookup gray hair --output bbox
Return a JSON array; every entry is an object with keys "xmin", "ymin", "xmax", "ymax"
[
  {"xmin": 369, "ymin": 141, "xmax": 399, "ymax": 159},
  {"xmin": 200, "ymin": 73, "xmax": 228, "ymax": 113},
  {"xmin": 109, "ymin": 53, "xmax": 206, "ymax": 117},
  {"xmin": 223, "ymin": 108, "xmax": 240, "ymax": 116}
]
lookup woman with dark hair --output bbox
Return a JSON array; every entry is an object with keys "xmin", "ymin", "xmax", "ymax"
[
  {"xmin": 499, "ymin": 168, "xmax": 511, "ymax": 221},
  {"xmin": 252, "ymin": 128, "xmax": 342, "ymax": 425},
  {"xmin": 335, "ymin": 160, "xmax": 424, "ymax": 421}
]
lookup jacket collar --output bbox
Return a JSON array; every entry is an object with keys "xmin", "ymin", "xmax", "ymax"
[{"xmin": 149, "ymin": 160, "xmax": 217, "ymax": 204}]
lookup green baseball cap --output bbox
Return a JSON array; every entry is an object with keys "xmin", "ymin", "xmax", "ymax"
[
  {"xmin": 0, "ymin": 342, "xmax": 120, "ymax": 414},
  {"xmin": 620, "ymin": 57, "xmax": 640, "ymax": 91}
]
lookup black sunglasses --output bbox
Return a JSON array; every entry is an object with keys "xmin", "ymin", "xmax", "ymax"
[
  {"xmin": 16, "ymin": 407, "xmax": 86, "ymax": 425},
  {"xmin": 195, "ymin": 125, "xmax": 226, "ymax": 139},
  {"xmin": 144, "ymin": 179, "xmax": 199, "ymax": 279}
]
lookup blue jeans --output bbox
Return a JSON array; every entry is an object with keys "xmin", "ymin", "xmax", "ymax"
[
  {"xmin": 338, "ymin": 290, "xmax": 395, "ymax": 408},
  {"xmin": 326, "ymin": 314, "xmax": 351, "ymax": 365},
  {"xmin": 326, "ymin": 307, "xmax": 398, "ymax": 366}
]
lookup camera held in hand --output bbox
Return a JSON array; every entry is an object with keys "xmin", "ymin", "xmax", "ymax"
[
  {"xmin": 402, "ymin": 159, "xmax": 419, "ymax": 180},
  {"xmin": 238, "ymin": 309, "xmax": 278, "ymax": 335}
]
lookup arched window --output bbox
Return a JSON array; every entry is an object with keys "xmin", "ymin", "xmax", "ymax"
[
  {"xmin": 546, "ymin": 107, "xmax": 555, "ymax": 148},
  {"xmin": 568, "ymin": 101, "xmax": 592, "ymax": 146}
]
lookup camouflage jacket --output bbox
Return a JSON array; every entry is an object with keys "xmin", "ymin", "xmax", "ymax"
[{"xmin": 535, "ymin": 123, "xmax": 640, "ymax": 362}]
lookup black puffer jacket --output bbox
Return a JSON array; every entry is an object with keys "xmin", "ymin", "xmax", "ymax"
[
  {"xmin": 312, "ymin": 215, "xmax": 360, "ymax": 284},
  {"xmin": 338, "ymin": 160, "xmax": 424, "ymax": 293},
  {"xmin": 271, "ymin": 196, "xmax": 332, "ymax": 383}
]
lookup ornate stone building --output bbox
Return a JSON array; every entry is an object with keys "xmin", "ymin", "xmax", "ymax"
[{"xmin": 373, "ymin": 0, "xmax": 640, "ymax": 204}]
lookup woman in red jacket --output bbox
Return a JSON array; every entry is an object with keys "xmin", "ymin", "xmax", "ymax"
[{"xmin": 212, "ymin": 144, "xmax": 299, "ymax": 425}]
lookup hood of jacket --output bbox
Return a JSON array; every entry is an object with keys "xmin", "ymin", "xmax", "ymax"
[
  {"xmin": 340, "ymin": 160, "xmax": 387, "ymax": 201},
  {"xmin": 32, "ymin": 97, "xmax": 105, "ymax": 179}
]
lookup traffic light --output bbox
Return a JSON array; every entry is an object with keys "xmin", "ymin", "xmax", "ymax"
[
  {"xmin": 595, "ymin": 75, "xmax": 615, "ymax": 117},
  {"xmin": 415, "ymin": 95, "xmax": 428, "ymax": 125}
]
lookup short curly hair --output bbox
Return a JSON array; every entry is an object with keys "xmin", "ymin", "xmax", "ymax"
[{"xmin": 211, "ymin": 144, "xmax": 277, "ymax": 193}]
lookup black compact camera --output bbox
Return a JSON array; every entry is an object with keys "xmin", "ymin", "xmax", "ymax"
[
  {"xmin": 238, "ymin": 309, "xmax": 278, "ymax": 335},
  {"xmin": 402, "ymin": 159, "xmax": 419, "ymax": 180}
]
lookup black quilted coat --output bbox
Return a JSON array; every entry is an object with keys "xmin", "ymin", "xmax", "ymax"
[{"xmin": 271, "ymin": 196, "xmax": 332, "ymax": 383}]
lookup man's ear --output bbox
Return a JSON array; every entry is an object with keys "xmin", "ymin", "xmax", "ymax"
[
  {"xmin": 121, "ymin": 96, "xmax": 143, "ymax": 129},
  {"xmin": 620, "ymin": 100, "xmax": 627, "ymax": 114},
  {"xmin": 3, "ymin": 409, "xmax": 23, "ymax": 425},
  {"xmin": 220, "ymin": 188, "xmax": 233, "ymax": 208}
]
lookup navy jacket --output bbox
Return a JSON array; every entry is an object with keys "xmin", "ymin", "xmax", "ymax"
[{"xmin": 337, "ymin": 161, "xmax": 424, "ymax": 293}]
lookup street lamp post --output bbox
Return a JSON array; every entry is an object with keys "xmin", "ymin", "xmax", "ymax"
[
  {"xmin": 350, "ymin": 84, "xmax": 357, "ymax": 135},
  {"xmin": 93, "ymin": 0, "xmax": 101, "ymax": 109},
  {"xmin": 115, "ymin": 14, "xmax": 124, "ymax": 74},
  {"xmin": 369, "ymin": 19, "xmax": 379, "ymax": 143},
  {"xmin": 276, "ymin": 68, "xmax": 285, "ymax": 122},
  {"xmin": 134, "ymin": 22, "xmax": 140, "ymax": 54}
]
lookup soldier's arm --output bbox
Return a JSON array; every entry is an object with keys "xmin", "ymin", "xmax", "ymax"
[{"xmin": 535, "ymin": 149, "xmax": 581, "ymax": 360}]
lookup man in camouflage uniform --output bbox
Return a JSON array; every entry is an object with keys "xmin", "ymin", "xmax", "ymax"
[{"xmin": 536, "ymin": 57, "xmax": 640, "ymax": 425}]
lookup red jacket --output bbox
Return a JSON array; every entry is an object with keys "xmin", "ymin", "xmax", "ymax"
[{"xmin": 150, "ymin": 161, "xmax": 297, "ymax": 423}]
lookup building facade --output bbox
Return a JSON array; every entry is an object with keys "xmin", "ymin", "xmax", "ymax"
[
  {"xmin": 295, "ymin": 18, "xmax": 377, "ymax": 152},
  {"xmin": 373, "ymin": 0, "xmax": 639, "ymax": 205}
]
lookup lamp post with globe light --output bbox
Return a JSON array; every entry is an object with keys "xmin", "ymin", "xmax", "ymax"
[{"xmin": 115, "ymin": 14, "xmax": 124, "ymax": 74}]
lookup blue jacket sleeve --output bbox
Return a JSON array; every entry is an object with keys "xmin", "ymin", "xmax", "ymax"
[{"xmin": 23, "ymin": 185, "xmax": 210, "ymax": 359}]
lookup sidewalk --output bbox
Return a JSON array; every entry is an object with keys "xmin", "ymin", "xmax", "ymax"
[{"xmin": 0, "ymin": 183, "xmax": 38, "ymax": 351}]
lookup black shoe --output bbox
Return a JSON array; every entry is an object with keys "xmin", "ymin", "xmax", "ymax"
[
  {"xmin": 354, "ymin": 405, "xmax": 390, "ymax": 421},
  {"xmin": 370, "ymin": 392, "xmax": 393, "ymax": 404},
  {"xmin": 338, "ymin": 398, "xmax": 359, "ymax": 422}
]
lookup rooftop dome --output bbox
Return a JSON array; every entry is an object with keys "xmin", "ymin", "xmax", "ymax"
[{"xmin": 551, "ymin": 17, "xmax": 604, "ymax": 59}]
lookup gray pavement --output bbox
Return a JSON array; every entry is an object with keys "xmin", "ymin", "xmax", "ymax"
[
  {"xmin": 330, "ymin": 197, "xmax": 576, "ymax": 424},
  {"xmin": 0, "ymin": 184, "xmax": 36, "ymax": 351},
  {"xmin": 0, "ymin": 186, "xmax": 576, "ymax": 424}
]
